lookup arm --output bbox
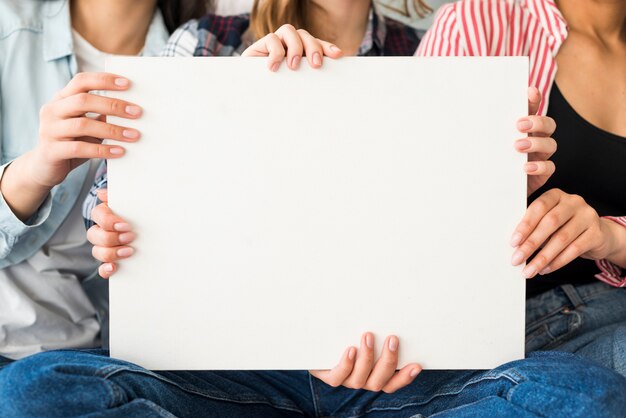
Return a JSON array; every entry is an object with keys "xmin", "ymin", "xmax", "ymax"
[{"xmin": 0, "ymin": 74, "xmax": 141, "ymax": 223}]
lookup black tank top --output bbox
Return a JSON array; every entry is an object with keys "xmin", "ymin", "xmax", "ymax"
[{"xmin": 526, "ymin": 84, "xmax": 626, "ymax": 298}]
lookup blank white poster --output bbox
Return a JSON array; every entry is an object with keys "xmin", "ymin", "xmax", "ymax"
[{"xmin": 105, "ymin": 57, "xmax": 528, "ymax": 371}]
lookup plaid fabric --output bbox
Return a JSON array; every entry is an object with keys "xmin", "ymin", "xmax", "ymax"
[
  {"xmin": 83, "ymin": 10, "xmax": 421, "ymax": 228},
  {"xmin": 162, "ymin": 9, "xmax": 421, "ymax": 58}
]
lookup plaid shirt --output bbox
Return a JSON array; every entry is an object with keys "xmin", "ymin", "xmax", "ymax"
[{"xmin": 83, "ymin": 10, "xmax": 421, "ymax": 227}]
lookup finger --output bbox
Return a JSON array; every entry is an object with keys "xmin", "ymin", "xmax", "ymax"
[
  {"xmin": 53, "ymin": 141, "xmax": 126, "ymax": 160},
  {"xmin": 540, "ymin": 229, "xmax": 596, "ymax": 275},
  {"xmin": 522, "ymin": 218, "xmax": 586, "ymax": 278},
  {"xmin": 309, "ymin": 346, "xmax": 357, "ymax": 387},
  {"xmin": 275, "ymin": 24, "xmax": 303, "ymax": 70},
  {"xmin": 511, "ymin": 189, "xmax": 563, "ymax": 248},
  {"xmin": 87, "ymin": 225, "xmax": 136, "ymax": 247},
  {"xmin": 92, "ymin": 245, "xmax": 134, "ymax": 264},
  {"xmin": 514, "ymin": 137, "xmax": 557, "ymax": 157},
  {"xmin": 363, "ymin": 336, "xmax": 399, "ymax": 392},
  {"xmin": 524, "ymin": 161, "xmax": 556, "ymax": 178},
  {"xmin": 342, "ymin": 332, "xmax": 376, "ymax": 389},
  {"xmin": 319, "ymin": 40, "xmax": 344, "ymax": 59},
  {"xmin": 55, "ymin": 117, "xmax": 140, "ymax": 142},
  {"xmin": 99, "ymin": 262, "xmax": 117, "ymax": 279},
  {"xmin": 97, "ymin": 189, "xmax": 108, "ymax": 204},
  {"xmin": 296, "ymin": 29, "xmax": 324, "ymax": 68},
  {"xmin": 527, "ymin": 86, "xmax": 542, "ymax": 116},
  {"xmin": 55, "ymin": 93, "xmax": 142, "ymax": 119},
  {"xmin": 512, "ymin": 201, "xmax": 577, "ymax": 268},
  {"xmin": 516, "ymin": 115, "xmax": 556, "ymax": 137},
  {"xmin": 91, "ymin": 202, "xmax": 132, "ymax": 232},
  {"xmin": 242, "ymin": 34, "xmax": 286, "ymax": 72},
  {"xmin": 57, "ymin": 72, "xmax": 131, "ymax": 99},
  {"xmin": 381, "ymin": 364, "xmax": 422, "ymax": 394}
]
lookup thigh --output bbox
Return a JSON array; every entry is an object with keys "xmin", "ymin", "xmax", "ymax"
[
  {"xmin": 0, "ymin": 349, "xmax": 314, "ymax": 418},
  {"xmin": 526, "ymin": 284, "xmax": 626, "ymax": 376},
  {"xmin": 311, "ymin": 352, "xmax": 626, "ymax": 418}
]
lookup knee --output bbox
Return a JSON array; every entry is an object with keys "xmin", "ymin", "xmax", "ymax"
[
  {"xmin": 0, "ymin": 350, "xmax": 114, "ymax": 418},
  {"xmin": 511, "ymin": 352, "xmax": 626, "ymax": 417}
]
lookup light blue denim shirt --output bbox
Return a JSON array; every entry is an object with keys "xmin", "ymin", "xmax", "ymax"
[{"xmin": 0, "ymin": 0, "xmax": 168, "ymax": 269}]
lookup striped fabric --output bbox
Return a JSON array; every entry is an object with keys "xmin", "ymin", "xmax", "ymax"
[
  {"xmin": 416, "ymin": 0, "xmax": 566, "ymax": 116},
  {"xmin": 416, "ymin": 0, "xmax": 626, "ymax": 287}
]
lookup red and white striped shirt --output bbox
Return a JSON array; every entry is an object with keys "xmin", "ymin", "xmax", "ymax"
[{"xmin": 416, "ymin": 0, "xmax": 626, "ymax": 287}]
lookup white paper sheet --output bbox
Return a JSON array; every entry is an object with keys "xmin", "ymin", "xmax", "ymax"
[{"xmin": 105, "ymin": 57, "xmax": 528, "ymax": 370}]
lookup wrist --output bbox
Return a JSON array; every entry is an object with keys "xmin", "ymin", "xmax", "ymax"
[
  {"xmin": 600, "ymin": 217, "xmax": 626, "ymax": 267},
  {"xmin": 0, "ymin": 153, "xmax": 52, "ymax": 222}
]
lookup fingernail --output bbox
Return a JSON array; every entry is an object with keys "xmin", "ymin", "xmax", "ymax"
[
  {"xmin": 525, "ymin": 162, "xmax": 538, "ymax": 173},
  {"xmin": 348, "ymin": 347, "xmax": 356, "ymax": 361},
  {"xmin": 271, "ymin": 62, "xmax": 280, "ymax": 72},
  {"xmin": 117, "ymin": 247, "xmax": 134, "ymax": 258},
  {"xmin": 516, "ymin": 139, "xmax": 531, "ymax": 150},
  {"xmin": 365, "ymin": 334, "xmax": 374, "ymax": 349},
  {"xmin": 125, "ymin": 105, "xmax": 142, "ymax": 116},
  {"xmin": 540, "ymin": 267, "xmax": 551, "ymax": 275},
  {"xmin": 103, "ymin": 263, "xmax": 114, "ymax": 273},
  {"xmin": 389, "ymin": 336, "xmax": 398, "ymax": 352},
  {"xmin": 109, "ymin": 147, "xmax": 124, "ymax": 155},
  {"xmin": 313, "ymin": 52, "xmax": 322, "ymax": 67},
  {"xmin": 523, "ymin": 264, "xmax": 537, "ymax": 278},
  {"xmin": 113, "ymin": 223, "xmax": 132, "ymax": 232},
  {"xmin": 329, "ymin": 45, "xmax": 341, "ymax": 53},
  {"xmin": 291, "ymin": 55, "xmax": 301, "ymax": 69},
  {"xmin": 511, "ymin": 250, "xmax": 524, "ymax": 266},
  {"xmin": 122, "ymin": 129, "xmax": 139, "ymax": 139},
  {"xmin": 410, "ymin": 368, "xmax": 420, "ymax": 378},
  {"xmin": 510, "ymin": 232, "xmax": 523, "ymax": 247},
  {"xmin": 118, "ymin": 232, "xmax": 135, "ymax": 244},
  {"xmin": 517, "ymin": 118, "xmax": 533, "ymax": 131},
  {"xmin": 115, "ymin": 78, "xmax": 129, "ymax": 87}
]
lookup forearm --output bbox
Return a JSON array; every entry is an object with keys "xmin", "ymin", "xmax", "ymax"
[
  {"xmin": 602, "ymin": 218, "xmax": 626, "ymax": 269},
  {"xmin": 0, "ymin": 152, "xmax": 51, "ymax": 222}
]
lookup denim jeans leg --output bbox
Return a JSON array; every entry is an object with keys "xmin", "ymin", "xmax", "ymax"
[
  {"xmin": 0, "ymin": 349, "xmax": 314, "ymax": 418},
  {"xmin": 525, "ymin": 283, "xmax": 626, "ymax": 377},
  {"xmin": 312, "ymin": 351, "xmax": 626, "ymax": 417}
]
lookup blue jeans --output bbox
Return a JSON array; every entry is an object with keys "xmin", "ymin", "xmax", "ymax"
[
  {"xmin": 1, "ymin": 350, "xmax": 625, "ymax": 417},
  {"xmin": 1, "ymin": 283, "xmax": 625, "ymax": 418},
  {"xmin": 525, "ymin": 282, "xmax": 626, "ymax": 376}
]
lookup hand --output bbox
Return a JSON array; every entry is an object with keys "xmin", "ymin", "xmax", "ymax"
[
  {"xmin": 309, "ymin": 332, "xmax": 421, "ymax": 393},
  {"xmin": 511, "ymin": 188, "xmax": 619, "ymax": 278},
  {"xmin": 29, "ymin": 72, "xmax": 142, "ymax": 189},
  {"xmin": 514, "ymin": 87, "xmax": 557, "ymax": 197},
  {"xmin": 87, "ymin": 189, "xmax": 135, "ymax": 278},
  {"xmin": 242, "ymin": 24, "xmax": 343, "ymax": 71}
]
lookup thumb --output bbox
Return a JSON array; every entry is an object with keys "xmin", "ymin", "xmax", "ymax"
[{"xmin": 527, "ymin": 86, "xmax": 542, "ymax": 115}]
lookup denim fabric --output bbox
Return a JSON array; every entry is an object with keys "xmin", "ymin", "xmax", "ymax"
[
  {"xmin": 525, "ymin": 282, "xmax": 626, "ymax": 376},
  {"xmin": 1, "ymin": 349, "xmax": 625, "ymax": 418},
  {"xmin": 0, "ymin": 0, "xmax": 168, "ymax": 268}
]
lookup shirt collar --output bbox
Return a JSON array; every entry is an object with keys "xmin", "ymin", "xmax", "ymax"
[
  {"xmin": 42, "ymin": 1, "xmax": 170, "ymax": 62},
  {"xmin": 526, "ymin": 0, "xmax": 569, "ymax": 46},
  {"xmin": 358, "ymin": 7, "xmax": 387, "ymax": 56}
]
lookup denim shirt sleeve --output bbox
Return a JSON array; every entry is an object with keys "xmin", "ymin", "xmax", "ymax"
[{"xmin": 0, "ymin": 162, "xmax": 54, "ymax": 258}]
